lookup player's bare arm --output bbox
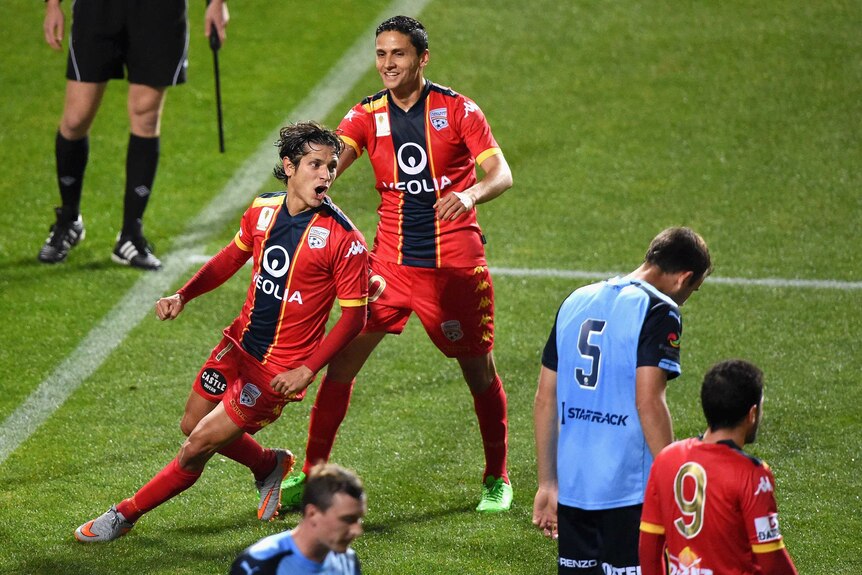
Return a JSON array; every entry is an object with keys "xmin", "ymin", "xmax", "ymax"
[
  {"xmin": 532, "ymin": 366, "xmax": 560, "ymax": 539},
  {"xmin": 43, "ymin": 0, "xmax": 64, "ymax": 50},
  {"xmin": 434, "ymin": 153, "xmax": 513, "ymax": 221},
  {"xmin": 635, "ymin": 366, "xmax": 674, "ymax": 457},
  {"xmin": 155, "ymin": 294, "xmax": 185, "ymax": 321},
  {"xmin": 334, "ymin": 145, "xmax": 359, "ymax": 182}
]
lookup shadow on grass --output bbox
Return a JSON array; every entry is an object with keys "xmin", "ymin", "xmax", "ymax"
[{"xmin": 361, "ymin": 501, "xmax": 477, "ymax": 535}]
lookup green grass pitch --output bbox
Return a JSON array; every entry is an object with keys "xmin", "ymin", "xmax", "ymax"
[{"xmin": 1, "ymin": 0, "xmax": 860, "ymax": 573}]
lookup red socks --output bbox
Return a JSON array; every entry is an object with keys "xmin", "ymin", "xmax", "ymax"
[
  {"xmin": 218, "ymin": 434, "xmax": 276, "ymax": 481},
  {"xmin": 303, "ymin": 375, "xmax": 354, "ymax": 474},
  {"xmin": 117, "ymin": 458, "xmax": 201, "ymax": 523},
  {"xmin": 472, "ymin": 375, "xmax": 509, "ymax": 483}
]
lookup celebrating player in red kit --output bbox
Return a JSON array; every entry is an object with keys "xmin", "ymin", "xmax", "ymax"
[
  {"xmin": 74, "ymin": 122, "xmax": 369, "ymax": 542},
  {"xmin": 282, "ymin": 15, "xmax": 515, "ymax": 513}
]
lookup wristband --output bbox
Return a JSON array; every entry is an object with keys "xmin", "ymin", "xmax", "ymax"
[{"xmin": 453, "ymin": 191, "xmax": 475, "ymax": 211}]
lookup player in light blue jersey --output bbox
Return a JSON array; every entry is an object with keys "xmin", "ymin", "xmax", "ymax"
[
  {"xmin": 230, "ymin": 464, "xmax": 365, "ymax": 575},
  {"xmin": 532, "ymin": 227, "xmax": 712, "ymax": 575}
]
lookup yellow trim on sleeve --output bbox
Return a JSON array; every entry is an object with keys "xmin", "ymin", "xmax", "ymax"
[
  {"xmin": 338, "ymin": 297, "xmax": 368, "ymax": 308},
  {"xmin": 476, "ymin": 147, "xmax": 502, "ymax": 166},
  {"xmin": 752, "ymin": 540, "xmax": 786, "ymax": 554},
  {"xmin": 639, "ymin": 521, "xmax": 666, "ymax": 535},
  {"xmin": 233, "ymin": 233, "xmax": 252, "ymax": 252},
  {"xmin": 340, "ymin": 135, "xmax": 362, "ymax": 158}
]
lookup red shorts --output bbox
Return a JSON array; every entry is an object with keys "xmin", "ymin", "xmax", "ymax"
[
  {"xmin": 365, "ymin": 257, "xmax": 496, "ymax": 358},
  {"xmin": 193, "ymin": 327, "xmax": 308, "ymax": 434}
]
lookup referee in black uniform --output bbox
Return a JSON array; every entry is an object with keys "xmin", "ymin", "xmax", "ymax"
[{"xmin": 38, "ymin": 0, "xmax": 228, "ymax": 270}]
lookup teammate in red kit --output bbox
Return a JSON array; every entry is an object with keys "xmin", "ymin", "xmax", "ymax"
[
  {"xmin": 639, "ymin": 359, "xmax": 799, "ymax": 575},
  {"xmin": 282, "ymin": 15, "xmax": 514, "ymax": 512},
  {"xmin": 74, "ymin": 122, "xmax": 369, "ymax": 542}
]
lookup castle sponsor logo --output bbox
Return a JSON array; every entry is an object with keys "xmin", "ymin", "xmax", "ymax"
[{"xmin": 200, "ymin": 368, "xmax": 228, "ymax": 396}]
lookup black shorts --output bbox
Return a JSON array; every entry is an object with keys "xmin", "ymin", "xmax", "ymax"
[
  {"xmin": 67, "ymin": 0, "xmax": 188, "ymax": 86},
  {"xmin": 557, "ymin": 503, "xmax": 642, "ymax": 574}
]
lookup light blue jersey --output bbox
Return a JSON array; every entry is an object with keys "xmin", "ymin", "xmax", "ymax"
[
  {"xmin": 230, "ymin": 531, "xmax": 360, "ymax": 575},
  {"xmin": 542, "ymin": 276, "xmax": 683, "ymax": 510}
]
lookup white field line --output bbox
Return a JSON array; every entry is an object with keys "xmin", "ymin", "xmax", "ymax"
[
  {"xmin": 186, "ymin": 255, "xmax": 862, "ymax": 291},
  {"xmin": 0, "ymin": 0, "xmax": 430, "ymax": 467},
  {"xmin": 490, "ymin": 267, "xmax": 862, "ymax": 290}
]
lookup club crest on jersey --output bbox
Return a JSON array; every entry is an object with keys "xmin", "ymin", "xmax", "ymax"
[
  {"xmin": 430, "ymin": 107, "xmax": 449, "ymax": 131},
  {"xmin": 256, "ymin": 207, "xmax": 276, "ymax": 231},
  {"xmin": 240, "ymin": 383, "xmax": 261, "ymax": 407},
  {"xmin": 308, "ymin": 226, "xmax": 330, "ymax": 249},
  {"xmin": 375, "ymin": 112, "xmax": 391, "ymax": 136},
  {"xmin": 441, "ymin": 320, "xmax": 464, "ymax": 342}
]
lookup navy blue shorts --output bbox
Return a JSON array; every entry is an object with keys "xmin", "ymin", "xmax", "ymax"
[
  {"xmin": 557, "ymin": 503, "xmax": 642, "ymax": 574},
  {"xmin": 66, "ymin": 0, "xmax": 188, "ymax": 86}
]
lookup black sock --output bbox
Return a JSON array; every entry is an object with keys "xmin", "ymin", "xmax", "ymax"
[
  {"xmin": 55, "ymin": 131, "xmax": 89, "ymax": 222},
  {"xmin": 122, "ymin": 134, "xmax": 160, "ymax": 237}
]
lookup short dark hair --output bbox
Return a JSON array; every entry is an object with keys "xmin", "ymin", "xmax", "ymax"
[
  {"xmin": 701, "ymin": 359, "xmax": 763, "ymax": 431},
  {"xmin": 301, "ymin": 463, "xmax": 365, "ymax": 514},
  {"xmin": 376, "ymin": 15, "xmax": 428, "ymax": 54},
  {"xmin": 273, "ymin": 121, "xmax": 344, "ymax": 182},
  {"xmin": 644, "ymin": 227, "xmax": 713, "ymax": 285}
]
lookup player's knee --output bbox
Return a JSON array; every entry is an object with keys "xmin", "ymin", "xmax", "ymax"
[
  {"xmin": 59, "ymin": 114, "xmax": 93, "ymax": 140},
  {"xmin": 179, "ymin": 414, "xmax": 196, "ymax": 437}
]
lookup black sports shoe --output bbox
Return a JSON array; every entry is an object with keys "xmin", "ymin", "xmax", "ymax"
[
  {"xmin": 38, "ymin": 207, "xmax": 85, "ymax": 263},
  {"xmin": 112, "ymin": 233, "xmax": 162, "ymax": 271}
]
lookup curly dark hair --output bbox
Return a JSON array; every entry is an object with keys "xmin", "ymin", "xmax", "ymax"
[
  {"xmin": 376, "ymin": 15, "xmax": 428, "ymax": 54},
  {"xmin": 273, "ymin": 121, "xmax": 344, "ymax": 182}
]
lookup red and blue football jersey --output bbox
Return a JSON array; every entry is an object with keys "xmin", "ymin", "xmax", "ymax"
[
  {"xmin": 640, "ymin": 437, "xmax": 789, "ymax": 575},
  {"xmin": 229, "ymin": 193, "xmax": 368, "ymax": 374},
  {"xmin": 337, "ymin": 81, "xmax": 502, "ymax": 269}
]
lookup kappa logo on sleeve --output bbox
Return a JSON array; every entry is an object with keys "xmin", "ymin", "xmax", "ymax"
[
  {"xmin": 754, "ymin": 513, "xmax": 782, "ymax": 542},
  {"xmin": 463, "ymin": 100, "xmax": 480, "ymax": 118},
  {"xmin": 344, "ymin": 241, "xmax": 367, "ymax": 258},
  {"xmin": 754, "ymin": 475, "xmax": 774, "ymax": 495}
]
